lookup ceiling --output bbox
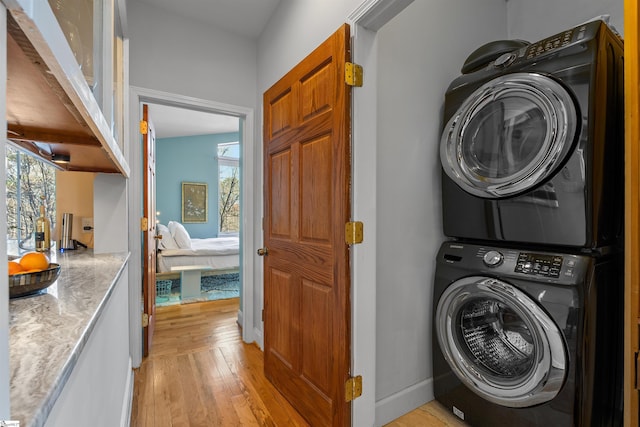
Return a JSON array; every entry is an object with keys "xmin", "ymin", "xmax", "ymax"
[
  {"xmin": 147, "ymin": 104, "xmax": 240, "ymax": 139},
  {"xmin": 136, "ymin": 0, "xmax": 281, "ymax": 139},
  {"xmin": 135, "ymin": 0, "xmax": 281, "ymax": 40}
]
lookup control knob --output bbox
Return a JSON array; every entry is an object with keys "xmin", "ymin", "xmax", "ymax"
[{"xmin": 483, "ymin": 250, "xmax": 504, "ymax": 267}]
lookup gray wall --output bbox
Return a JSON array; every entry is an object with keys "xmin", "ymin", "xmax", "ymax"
[
  {"xmin": 127, "ymin": 0, "xmax": 258, "ymax": 109},
  {"xmin": 507, "ymin": 0, "xmax": 624, "ymax": 41},
  {"xmin": 374, "ymin": 0, "xmax": 507, "ymax": 419}
]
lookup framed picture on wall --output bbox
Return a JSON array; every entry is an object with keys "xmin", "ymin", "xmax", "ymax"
[{"xmin": 181, "ymin": 182, "xmax": 208, "ymax": 223}]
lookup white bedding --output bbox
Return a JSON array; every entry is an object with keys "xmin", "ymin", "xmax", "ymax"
[{"xmin": 157, "ymin": 236, "xmax": 239, "ymax": 273}]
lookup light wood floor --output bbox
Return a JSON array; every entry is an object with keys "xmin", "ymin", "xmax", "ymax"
[{"xmin": 130, "ymin": 298, "xmax": 468, "ymax": 426}]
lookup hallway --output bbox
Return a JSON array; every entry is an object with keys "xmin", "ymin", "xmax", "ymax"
[{"xmin": 129, "ymin": 298, "xmax": 465, "ymax": 426}]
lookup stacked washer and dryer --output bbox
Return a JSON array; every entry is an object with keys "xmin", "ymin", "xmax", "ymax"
[{"xmin": 432, "ymin": 19, "xmax": 624, "ymax": 426}]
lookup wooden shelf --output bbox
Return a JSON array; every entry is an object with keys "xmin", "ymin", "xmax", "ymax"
[{"xmin": 5, "ymin": 8, "xmax": 129, "ymax": 175}]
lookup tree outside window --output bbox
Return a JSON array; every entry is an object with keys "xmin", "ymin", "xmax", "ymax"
[
  {"xmin": 218, "ymin": 143, "xmax": 239, "ymax": 234},
  {"xmin": 6, "ymin": 145, "xmax": 56, "ymax": 245}
]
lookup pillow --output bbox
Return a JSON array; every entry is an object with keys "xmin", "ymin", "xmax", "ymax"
[
  {"xmin": 156, "ymin": 223, "xmax": 178, "ymax": 250},
  {"xmin": 168, "ymin": 221, "xmax": 192, "ymax": 249}
]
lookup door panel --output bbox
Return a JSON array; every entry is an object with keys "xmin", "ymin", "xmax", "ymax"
[
  {"xmin": 142, "ymin": 103, "xmax": 157, "ymax": 357},
  {"xmin": 270, "ymin": 149, "xmax": 292, "ymax": 238},
  {"xmin": 301, "ymin": 135, "xmax": 332, "ymax": 241},
  {"xmin": 263, "ymin": 24, "xmax": 351, "ymax": 426}
]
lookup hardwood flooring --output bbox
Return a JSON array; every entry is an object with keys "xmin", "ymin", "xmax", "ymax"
[{"xmin": 129, "ymin": 298, "xmax": 468, "ymax": 426}]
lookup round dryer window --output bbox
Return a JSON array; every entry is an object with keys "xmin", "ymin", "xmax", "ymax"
[
  {"xmin": 435, "ymin": 276, "xmax": 567, "ymax": 407},
  {"xmin": 440, "ymin": 72, "xmax": 578, "ymax": 198}
]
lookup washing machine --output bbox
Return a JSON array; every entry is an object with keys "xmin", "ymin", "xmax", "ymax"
[
  {"xmin": 431, "ymin": 241, "xmax": 623, "ymax": 426},
  {"xmin": 439, "ymin": 19, "xmax": 624, "ymax": 250}
]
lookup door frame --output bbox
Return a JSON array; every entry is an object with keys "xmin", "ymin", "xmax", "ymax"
[
  {"xmin": 347, "ymin": 0, "xmax": 414, "ymax": 425},
  {"xmin": 127, "ymin": 86, "xmax": 256, "ymax": 367}
]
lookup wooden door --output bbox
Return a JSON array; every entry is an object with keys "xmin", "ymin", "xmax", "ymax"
[
  {"xmin": 142, "ymin": 103, "xmax": 157, "ymax": 357},
  {"xmin": 625, "ymin": 0, "xmax": 640, "ymax": 424},
  {"xmin": 262, "ymin": 24, "xmax": 352, "ymax": 426}
]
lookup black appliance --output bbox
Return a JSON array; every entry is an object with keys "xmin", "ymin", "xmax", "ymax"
[
  {"xmin": 432, "ymin": 241, "xmax": 623, "ymax": 426},
  {"xmin": 439, "ymin": 19, "xmax": 624, "ymax": 250}
]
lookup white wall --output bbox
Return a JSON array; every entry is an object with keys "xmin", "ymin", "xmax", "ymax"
[
  {"xmin": 258, "ymin": 0, "xmax": 363, "ymax": 92},
  {"xmin": 127, "ymin": 0, "xmax": 258, "ymax": 109},
  {"xmin": 373, "ymin": 0, "xmax": 507, "ymax": 423},
  {"xmin": 507, "ymin": 0, "xmax": 624, "ymax": 40},
  {"xmin": 94, "ymin": 174, "xmax": 128, "ymax": 254}
]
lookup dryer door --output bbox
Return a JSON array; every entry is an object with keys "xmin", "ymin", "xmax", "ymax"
[
  {"xmin": 441, "ymin": 72, "xmax": 578, "ymax": 198},
  {"xmin": 435, "ymin": 276, "xmax": 567, "ymax": 408}
]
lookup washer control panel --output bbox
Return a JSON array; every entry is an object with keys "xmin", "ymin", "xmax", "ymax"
[
  {"xmin": 444, "ymin": 243, "xmax": 588, "ymax": 284},
  {"xmin": 515, "ymin": 253, "xmax": 563, "ymax": 278}
]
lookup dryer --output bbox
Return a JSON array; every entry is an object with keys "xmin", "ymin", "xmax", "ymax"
[
  {"xmin": 432, "ymin": 241, "xmax": 623, "ymax": 426},
  {"xmin": 439, "ymin": 19, "xmax": 624, "ymax": 250}
]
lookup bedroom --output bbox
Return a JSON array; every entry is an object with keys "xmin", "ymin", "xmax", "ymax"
[{"xmin": 150, "ymin": 103, "xmax": 243, "ymax": 306}]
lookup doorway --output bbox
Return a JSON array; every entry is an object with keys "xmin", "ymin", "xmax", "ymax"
[
  {"xmin": 149, "ymin": 103, "xmax": 242, "ymax": 307},
  {"xmin": 128, "ymin": 86, "xmax": 256, "ymax": 368}
]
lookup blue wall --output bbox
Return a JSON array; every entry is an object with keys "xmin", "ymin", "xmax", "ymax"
[{"xmin": 156, "ymin": 132, "xmax": 239, "ymax": 239}]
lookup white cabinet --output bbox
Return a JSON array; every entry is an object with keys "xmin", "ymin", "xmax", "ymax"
[
  {"xmin": 43, "ymin": 265, "xmax": 131, "ymax": 427},
  {"xmin": 4, "ymin": 0, "xmax": 129, "ymax": 175}
]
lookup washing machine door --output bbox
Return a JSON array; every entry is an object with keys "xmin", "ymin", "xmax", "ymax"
[
  {"xmin": 441, "ymin": 72, "xmax": 578, "ymax": 198},
  {"xmin": 435, "ymin": 276, "xmax": 567, "ymax": 408}
]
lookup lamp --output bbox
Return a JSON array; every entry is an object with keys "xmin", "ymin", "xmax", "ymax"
[{"xmin": 51, "ymin": 153, "xmax": 71, "ymax": 164}]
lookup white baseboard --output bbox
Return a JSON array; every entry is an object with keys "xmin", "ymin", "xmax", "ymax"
[
  {"xmin": 374, "ymin": 377, "xmax": 434, "ymax": 426},
  {"xmin": 121, "ymin": 358, "xmax": 134, "ymax": 427},
  {"xmin": 237, "ymin": 309, "xmax": 243, "ymax": 328},
  {"xmin": 254, "ymin": 327, "xmax": 264, "ymax": 350}
]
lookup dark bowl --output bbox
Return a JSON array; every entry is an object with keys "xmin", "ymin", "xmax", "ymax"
[{"xmin": 9, "ymin": 263, "xmax": 61, "ymax": 298}]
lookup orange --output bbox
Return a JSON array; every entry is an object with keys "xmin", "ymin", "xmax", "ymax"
[
  {"xmin": 8, "ymin": 261, "xmax": 24, "ymax": 275},
  {"xmin": 19, "ymin": 252, "xmax": 49, "ymax": 272}
]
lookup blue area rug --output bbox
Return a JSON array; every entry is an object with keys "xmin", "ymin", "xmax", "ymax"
[{"xmin": 156, "ymin": 272, "xmax": 239, "ymax": 307}]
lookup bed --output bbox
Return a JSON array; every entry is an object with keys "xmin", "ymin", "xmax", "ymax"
[{"xmin": 156, "ymin": 222, "xmax": 240, "ymax": 274}]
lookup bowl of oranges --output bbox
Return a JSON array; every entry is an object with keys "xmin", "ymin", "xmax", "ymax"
[{"xmin": 8, "ymin": 252, "xmax": 60, "ymax": 298}]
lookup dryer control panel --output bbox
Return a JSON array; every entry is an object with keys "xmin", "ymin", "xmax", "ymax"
[{"xmin": 506, "ymin": 19, "xmax": 607, "ymax": 66}]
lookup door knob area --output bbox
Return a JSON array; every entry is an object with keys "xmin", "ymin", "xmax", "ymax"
[{"xmin": 257, "ymin": 247, "xmax": 269, "ymax": 256}]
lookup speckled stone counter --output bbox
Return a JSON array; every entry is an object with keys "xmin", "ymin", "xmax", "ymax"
[{"xmin": 8, "ymin": 249, "xmax": 130, "ymax": 427}]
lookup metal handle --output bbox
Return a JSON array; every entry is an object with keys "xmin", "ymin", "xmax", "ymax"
[
  {"xmin": 154, "ymin": 234, "xmax": 163, "ymax": 240},
  {"xmin": 257, "ymin": 247, "xmax": 268, "ymax": 256}
]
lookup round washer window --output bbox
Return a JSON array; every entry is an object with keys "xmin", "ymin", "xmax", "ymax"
[
  {"xmin": 436, "ymin": 276, "xmax": 567, "ymax": 407},
  {"xmin": 441, "ymin": 73, "xmax": 578, "ymax": 198},
  {"xmin": 457, "ymin": 298, "xmax": 535, "ymax": 379}
]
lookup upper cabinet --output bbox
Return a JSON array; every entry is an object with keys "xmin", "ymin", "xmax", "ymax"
[{"xmin": 4, "ymin": 0, "xmax": 129, "ymax": 176}]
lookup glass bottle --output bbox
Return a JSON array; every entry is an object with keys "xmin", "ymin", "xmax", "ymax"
[{"xmin": 35, "ymin": 204, "xmax": 51, "ymax": 252}]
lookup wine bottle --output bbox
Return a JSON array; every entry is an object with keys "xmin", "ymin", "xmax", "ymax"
[{"xmin": 35, "ymin": 204, "xmax": 51, "ymax": 252}]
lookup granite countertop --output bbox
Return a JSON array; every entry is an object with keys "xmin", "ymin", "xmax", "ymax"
[{"xmin": 8, "ymin": 248, "xmax": 130, "ymax": 427}]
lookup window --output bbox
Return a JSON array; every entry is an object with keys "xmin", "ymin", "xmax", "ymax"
[
  {"xmin": 217, "ymin": 142, "xmax": 239, "ymax": 234},
  {"xmin": 6, "ymin": 145, "xmax": 56, "ymax": 246}
]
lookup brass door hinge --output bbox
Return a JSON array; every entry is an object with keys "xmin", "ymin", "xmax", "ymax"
[
  {"xmin": 141, "ymin": 217, "xmax": 148, "ymax": 231},
  {"xmin": 346, "ymin": 221, "xmax": 363, "ymax": 245},
  {"xmin": 345, "ymin": 62, "xmax": 363, "ymax": 87},
  {"xmin": 345, "ymin": 375, "xmax": 362, "ymax": 402},
  {"xmin": 142, "ymin": 313, "xmax": 149, "ymax": 327},
  {"xmin": 140, "ymin": 120, "xmax": 148, "ymax": 135}
]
